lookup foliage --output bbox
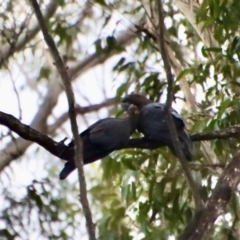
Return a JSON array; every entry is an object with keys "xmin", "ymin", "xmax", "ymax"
[{"xmin": 1, "ymin": 0, "xmax": 240, "ymax": 239}]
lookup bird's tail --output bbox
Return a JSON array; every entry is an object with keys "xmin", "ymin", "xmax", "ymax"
[
  {"xmin": 59, "ymin": 161, "xmax": 75, "ymax": 180},
  {"xmin": 169, "ymin": 129, "xmax": 193, "ymax": 161},
  {"xmin": 59, "ymin": 146, "xmax": 114, "ymax": 180}
]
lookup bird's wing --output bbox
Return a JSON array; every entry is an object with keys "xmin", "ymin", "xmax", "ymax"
[
  {"xmin": 139, "ymin": 103, "xmax": 186, "ymax": 143},
  {"xmin": 142, "ymin": 103, "xmax": 184, "ymax": 128},
  {"xmin": 87, "ymin": 118, "xmax": 129, "ymax": 149}
]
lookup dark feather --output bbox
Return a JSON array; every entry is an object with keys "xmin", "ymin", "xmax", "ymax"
[
  {"xmin": 121, "ymin": 93, "xmax": 192, "ymax": 161},
  {"xmin": 59, "ymin": 105, "xmax": 139, "ymax": 180}
]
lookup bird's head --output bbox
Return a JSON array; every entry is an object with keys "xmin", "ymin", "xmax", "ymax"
[{"xmin": 121, "ymin": 93, "xmax": 151, "ymax": 111}]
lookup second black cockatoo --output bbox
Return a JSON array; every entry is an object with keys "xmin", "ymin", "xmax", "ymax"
[
  {"xmin": 59, "ymin": 104, "xmax": 139, "ymax": 180},
  {"xmin": 121, "ymin": 93, "xmax": 192, "ymax": 161}
]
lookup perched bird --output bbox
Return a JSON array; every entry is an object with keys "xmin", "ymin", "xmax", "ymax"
[
  {"xmin": 121, "ymin": 93, "xmax": 192, "ymax": 161},
  {"xmin": 59, "ymin": 104, "xmax": 139, "ymax": 180}
]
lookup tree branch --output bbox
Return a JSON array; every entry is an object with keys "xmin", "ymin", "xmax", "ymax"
[
  {"xmin": 48, "ymin": 97, "xmax": 116, "ymax": 133},
  {"xmin": 0, "ymin": 0, "xmax": 58, "ymax": 67},
  {"xmin": 1, "ymin": 110, "xmax": 240, "ymax": 160},
  {"xmin": 191, "ymin": 125, "xmax": 240, "ymax": 141},
  {"xmin": 156, "ymin": 0, "xmax": 203, "ymax": 211},
  {"xmin": 68, "ymin": 27, "xmax": 137, "ymax": 79},
  {"xmin": 0, "ymin": 111, "xmax": 71, "ymax": 160},
  {"xmin": 178, "ymin": 151, "xmax": 240, "ymax": 240},
  {"xmin": 4, "ymin": 107, "xmax": 240, "ymax": 240},
  {"xmin": 29, "ymin": 0, "xmax": 95, "ymax": 239},
  {"xmin": 138, "ymin": 0, "xmax": 220, "ymax": 167},
  {"xmin": 0, "ymin": 26, "xmax": 138, "ymax": 173}
]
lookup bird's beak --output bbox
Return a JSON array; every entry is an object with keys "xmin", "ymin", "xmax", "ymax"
[{"xmin": 121, "ymin": 102, "xmax": 130, "ymax": 111}]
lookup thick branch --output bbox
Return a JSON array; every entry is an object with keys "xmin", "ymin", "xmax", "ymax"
[
  {"xmin": 29, "ymin": 0, "xmax": 95, "ymax": 239},
  {"xmin": 0, "ymin": 111, "xmax": 70, "ymax": 160},
  {"xmin": 178, "ymin": 151, "xmax": 240, "ymax": 240},
  {"xmin": 156, "ymin": 0, "xmax": 203, "ymax": 210},
  {"xmin": 1, "ymin": 110, "xmax": 240, "ymax": 159}
]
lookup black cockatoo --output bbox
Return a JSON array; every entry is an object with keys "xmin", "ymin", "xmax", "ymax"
[
  {"xmin": 59, "ymin": 104, "xmax": 139, "ymax": 180},
  {"xmin": 121, "ymin": 93, "xmax": 192, "ymax": 160}
]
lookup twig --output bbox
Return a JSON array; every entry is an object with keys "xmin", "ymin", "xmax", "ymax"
[
  {"xmin": 9, "ymin": 72, "xmax": 23, "ymax": 121},
  {"xmin": 0, "ymin": 1, "xmax": 58, "ymax": 68},
  {"xmin": 189, "ymin": 163, "xmax": 226, "ymax": 170},
  {"xmin": 48, "ymin": 97, "xmax": 116, "ymax": 133},
  {"xmin": 178, "ymin": 151, "xmax": 240, "ymax": 240},
  {"xmin": 156, "ymin": 0, "xmax": 203, "ymax": 211},
  {"xmin": 191, "ymin": 125, "xmax": 240, "ymax": 141},
  {"xmin": 29, "ymin": 0, "xmax": 96, "ymax": 239}
]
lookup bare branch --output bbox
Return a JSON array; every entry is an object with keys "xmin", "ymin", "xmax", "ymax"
[
  {"xmin": 1, "ymin": 111, "xmax": 240, "ymax": 162},
  {"xmin": 0, "ymin": 111, "xmax": 70, "ymax": 160},
  {"xmin": 0, "ymin": 0, "xmax": 58, "ymax": 67},
  {"xmin": 156, "ymin": 0, "xmax": 203, "ymax": 210},
  {"xmin": 191, "ymin": 126, "xmax": 240, "ymax": 141},
  {"xmin": 48, "ymin": 97, "xmax": 116, "ymax": 132},
  {"xmin": 178, "ymin": 151, "xmax": 240, "ymax": 240},
  {"xmin": 29, "ymin": 0, "xmax": 95, "ymax": 239},
  {"xmin": 68, "ymin": 27, "xmax": 138, "ymax": 79}
]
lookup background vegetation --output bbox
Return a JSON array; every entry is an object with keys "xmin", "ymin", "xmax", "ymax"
[{"xmin": 1, "ymin": 0, "xmax": 240, "ymax": 239}]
